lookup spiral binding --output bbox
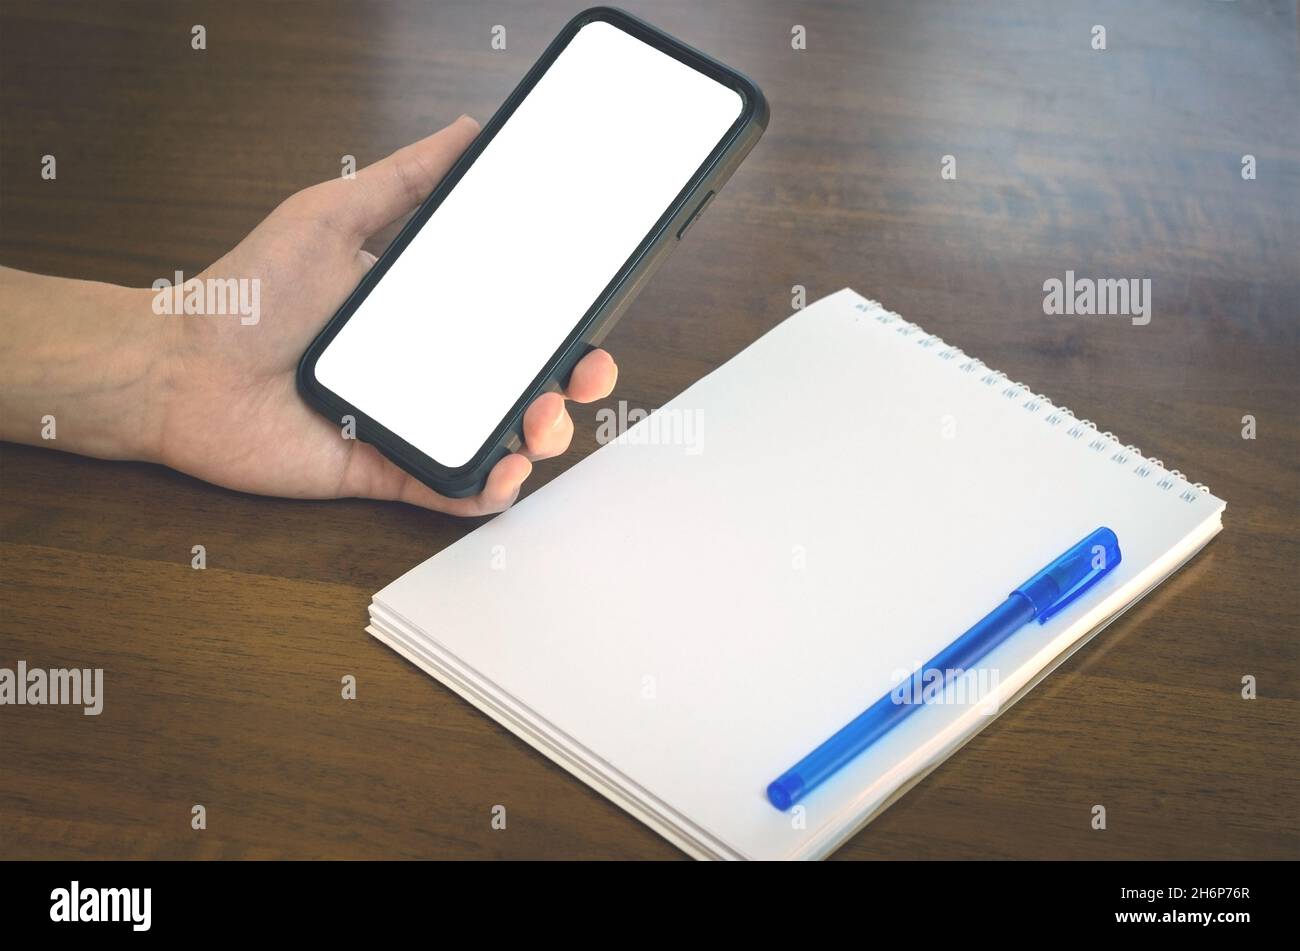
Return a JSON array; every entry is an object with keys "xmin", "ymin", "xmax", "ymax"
[{"xmin": 853, "ymin": 298, "xmax": 1213, "ymax": 502}]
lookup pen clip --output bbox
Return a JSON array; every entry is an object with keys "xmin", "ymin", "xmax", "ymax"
[{"xmin": 1014, "ymin": 527, "xmax": 1122, "ymax": 624}]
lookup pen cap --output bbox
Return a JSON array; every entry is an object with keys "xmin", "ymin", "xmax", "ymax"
[{"xmin": 1014, "ymin": 527, "xmax": 1122, "ymax": 624}]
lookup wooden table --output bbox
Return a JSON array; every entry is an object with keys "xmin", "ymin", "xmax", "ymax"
[{"xmin": 2, "ymin": 0, "xmax": 1296, "ymax": 860}]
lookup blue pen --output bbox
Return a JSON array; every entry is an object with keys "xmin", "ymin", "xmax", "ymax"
[{"xmin": 766, "ymin": 526, "xmax": 1122, "ymax": 810}]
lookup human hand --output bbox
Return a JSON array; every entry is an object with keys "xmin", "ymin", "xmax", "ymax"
[{"xmin": 147, "ymin": 116, "xmax": 617, "ymax": 515}]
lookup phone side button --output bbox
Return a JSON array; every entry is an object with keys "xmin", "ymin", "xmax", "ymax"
[{"xmin": 675, "ymin": 190, "xmax": 716, "ymax": 240}]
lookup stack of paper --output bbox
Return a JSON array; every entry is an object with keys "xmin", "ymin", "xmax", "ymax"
[{"xmin": 367, "ymin": 289, "xmax": 1225, "ymax": 859}]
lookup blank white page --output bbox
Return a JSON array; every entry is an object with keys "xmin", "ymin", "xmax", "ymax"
[{"xmin": 374, "ymin": 289, "xmax": 1225, "ymax": 859}]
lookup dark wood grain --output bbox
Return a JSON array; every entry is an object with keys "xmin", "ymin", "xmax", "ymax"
[{"xmin": 1, "ymin": 0, "xmax": 1296, "ymax": 860}]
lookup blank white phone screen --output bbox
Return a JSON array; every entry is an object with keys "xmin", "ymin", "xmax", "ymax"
[{"xmin": 314, "ymin": 20, "xmax": 744, "ymax": 468}]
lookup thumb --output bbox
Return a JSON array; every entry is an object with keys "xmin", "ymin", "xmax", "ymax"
[{"xmin": 333, "ymin": 115, "xmax": 480, "ymax": 239}]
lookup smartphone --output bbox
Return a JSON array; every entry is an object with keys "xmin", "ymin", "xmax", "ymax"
[{"xmin": 297, "ymin": 6, "xmax": 767, "ymax": 498}]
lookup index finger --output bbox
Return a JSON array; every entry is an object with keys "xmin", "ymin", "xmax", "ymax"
[{"xmin": 563, "ymin": 348, "xmax": 618, "ymax": 404}]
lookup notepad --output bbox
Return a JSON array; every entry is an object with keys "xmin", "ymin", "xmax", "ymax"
[{"xmin": 367, "ymin": 289, "xmax": 1225, "ymax": 860}]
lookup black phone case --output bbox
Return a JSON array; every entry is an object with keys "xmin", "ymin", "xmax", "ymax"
[{"xmin": 297, "ymin": 6, "xmax": 768, "ymax": 498}]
